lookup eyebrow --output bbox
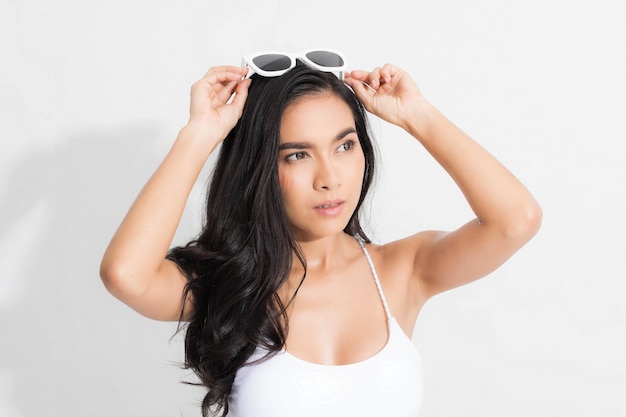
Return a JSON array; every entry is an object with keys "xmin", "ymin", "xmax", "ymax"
[{"xmin": 278, "ymin": 128, "xmax": 357, "ymax": 151}]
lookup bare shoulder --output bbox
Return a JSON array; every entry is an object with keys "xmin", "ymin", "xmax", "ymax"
[
  {"xmin": 363, "ymin": 232, "xmax": 442, "ymax": 333},
  {"xmin": 364, "ymin": 232, "xmax": 435, "ymax": 288},
  {"xmin": 378, "ymin": 231, "xmax": 442, "ymax": 262}
]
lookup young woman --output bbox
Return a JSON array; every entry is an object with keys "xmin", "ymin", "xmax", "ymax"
[{"xmin": 100, "ymin": 53, "xmax": 541, "ymax": 417}]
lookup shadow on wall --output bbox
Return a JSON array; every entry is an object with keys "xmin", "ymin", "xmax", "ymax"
[{"xmin": 0, "ymin": 124, "xmax": 193, "ymax": 417}]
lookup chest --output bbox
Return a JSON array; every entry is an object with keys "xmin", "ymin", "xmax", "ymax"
[
  {"xmin": 230, "ymin": 321, "xmax": 424, "ymax": 417},
  {"xmin": 282, "ymin": 258, "xmax": 390, "ymax": 365}
]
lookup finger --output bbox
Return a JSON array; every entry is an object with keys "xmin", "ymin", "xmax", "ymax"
[
  {"xmin": 202, "ymin": 66, "xmax": 247, "ymax": 79},
  {"xmin": 350, "ymin": 69, "xmax": 381, "ymax": 90},
  {"xmin": 382, "ymin": 63, "xmax": 403, "ymax": 85},
  {"xmin": 345, "ymin": 69, "xmax": 371, "ymax": 81},
  {"xmin": 213, "ymin": 80, "xmax": 239, "ymax": 103},
  {"xmin": 348, "ymin": 65, "xmax": 399, "ymax": 84},
  {"xmin": 229, "ymin": 78, "xmax": 251, "ymax": 113},
  {"xmin": 345, "ymin": 79, "xmax": 375, "ymax": 109},
  {"xmin": 191, "ymin": 71, "xmax": 246, "ymax": 104},
  {"xmin": 380, "ymin": 64, "xmax": 393, "ymax": 84},
  {"xmin": 365, "ymin": 67, "xmax": 382, "ymax": 90},
  {"xmin": 198, "ymin": 67, "xmax": 247, "ymax": 90},
  {"xmin": 345, "ymin": 70, "xmax": 378, "ymax": 93},
  {"xmin": 346, "ymin": 77, "xmax": 377, "ymax": 95}
]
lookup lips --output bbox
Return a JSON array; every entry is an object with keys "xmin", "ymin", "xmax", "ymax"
[
  {"xmin": 313, "ymin": 200, "xmax": 345, "ymax": 216},
  {"xmin": 315, "ymin": 199, "xmax": 343, "ymax": 208},
  {"xmin": 317, "ymin": 202, "xmax": 341, "ymax": 209}
]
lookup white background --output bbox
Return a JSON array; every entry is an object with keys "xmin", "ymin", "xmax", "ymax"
[{"xmin": 1, "ymin": 0, "xmax": 625, "ymax": 416}]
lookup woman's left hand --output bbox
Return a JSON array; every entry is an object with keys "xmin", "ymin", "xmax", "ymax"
[{"xmin": 344, "ymin": 64, "xmax": 424, "ymax": 130}]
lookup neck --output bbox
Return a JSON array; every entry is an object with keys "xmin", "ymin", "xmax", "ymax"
[{"xmin": 293, "ymin": 232, "xmax": 358, "ymax": 271}]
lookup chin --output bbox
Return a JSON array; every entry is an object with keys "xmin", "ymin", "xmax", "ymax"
[{"xmin": 291, "ymin": 223, "xmax": 350, "ymax": 242}]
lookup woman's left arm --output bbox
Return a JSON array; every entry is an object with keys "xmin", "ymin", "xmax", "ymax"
[{"xmin": 345, "ymin": 64, "xmax": 542, "ymax": 299}]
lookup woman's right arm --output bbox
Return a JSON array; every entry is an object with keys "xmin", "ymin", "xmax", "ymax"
[{"xmin": 100, "ymin": 66, "xmax": 251, "ymax": 321}]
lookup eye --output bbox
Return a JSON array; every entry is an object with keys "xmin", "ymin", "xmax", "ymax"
[
  {"xmin": 285, "ymin": 151, "xmax": 308, "ymax": 161},
  {"xmin": 337, "ymin": 140, "xmax": 356, "ymax": 152}
]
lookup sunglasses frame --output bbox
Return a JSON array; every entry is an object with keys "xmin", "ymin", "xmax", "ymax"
[{"xmin": 241, "ymin": 48, "xmax": 347, "ymax": 80}]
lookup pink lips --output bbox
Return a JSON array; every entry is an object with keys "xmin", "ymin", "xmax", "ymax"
[{"xmin": 314, "ymin": 200, "xmax": 344, "ymax": 217}]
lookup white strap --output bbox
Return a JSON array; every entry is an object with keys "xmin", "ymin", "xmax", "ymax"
[{"xmin": 356, "ymin": 237, "xmax": 392, "ymax": 320}]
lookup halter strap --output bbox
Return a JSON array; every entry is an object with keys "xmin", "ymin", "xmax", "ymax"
[{"xmin": 356, "ymin": 237, "xmax": 392, "ymax": 320}]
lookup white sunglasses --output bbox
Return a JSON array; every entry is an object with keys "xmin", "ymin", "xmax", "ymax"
[{"xmin": 241, "ymin": 49, "xmax": 347, "ymax": 80}]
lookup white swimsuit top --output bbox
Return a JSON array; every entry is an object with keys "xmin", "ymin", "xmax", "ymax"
[{"xmin": 229, "ymin": 239, "xmax": 423, "ymax": 417}]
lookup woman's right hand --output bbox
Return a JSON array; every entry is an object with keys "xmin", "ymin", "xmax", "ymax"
[
  {"xmin": 100, "ymin": 66, "xmax": 250, "ymax": 321},
  {"xmin": 186, "ymin": 66, "xmax": 251, "ymax": 144}
]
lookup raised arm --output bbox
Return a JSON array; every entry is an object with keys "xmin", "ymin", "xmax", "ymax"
[
  {"xmin": 100, "ymin": 66, "xmax": 251, "ymax": 320},
  {"xmin": 345, "ymin": 64, "xmax": 542, "ymax": 299}
]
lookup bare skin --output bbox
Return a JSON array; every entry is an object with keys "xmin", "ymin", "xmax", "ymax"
[
  {"xmin": 100, "ymin": 64, "xmax": 542, "ymax": 366},
  {"xmin": 100, "ymin": 67, "xmax": 252, "ymax": 321}
]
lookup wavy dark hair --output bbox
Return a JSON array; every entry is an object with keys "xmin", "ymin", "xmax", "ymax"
[{"xmin": 167, "ymin": 63, "xmax": 376, "ymax": 417}]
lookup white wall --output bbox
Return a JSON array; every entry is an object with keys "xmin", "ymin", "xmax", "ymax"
[{"xmin": 1, "ymin": 0, "xmax": 624, "ymax": 416}]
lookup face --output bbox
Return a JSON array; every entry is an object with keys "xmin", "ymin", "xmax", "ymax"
[{"xmin": 278, "ymin": 92, "xmax": 365, "ymax": 241}]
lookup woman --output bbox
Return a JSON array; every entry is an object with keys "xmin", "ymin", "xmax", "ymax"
[{"xmin": 100, "ymin": 54, "xmax": 542, "ymax": 416}]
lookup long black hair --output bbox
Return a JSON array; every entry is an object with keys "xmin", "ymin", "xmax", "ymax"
[{"xmin": 167, "ymin": 63, "xmax": 376, "ymax": 417}]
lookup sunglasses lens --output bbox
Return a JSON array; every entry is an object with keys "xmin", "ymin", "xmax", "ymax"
[
  {"xmin": 252, "ymin": 54, "xmax": 292, "ymax": 72},
  {"xmin": 305, "ymin": 51, "xmax": 344, "ymax": 68}
]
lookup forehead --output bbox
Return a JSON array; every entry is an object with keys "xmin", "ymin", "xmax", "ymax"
[{"xmin": 280, "ymin": 93, "xmax": 355, "ymax": 143}]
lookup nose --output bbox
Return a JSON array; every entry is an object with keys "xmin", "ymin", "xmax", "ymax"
[{"xmin": 313, "ymin": 158, "xmax": 340, "ymax": 191}]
